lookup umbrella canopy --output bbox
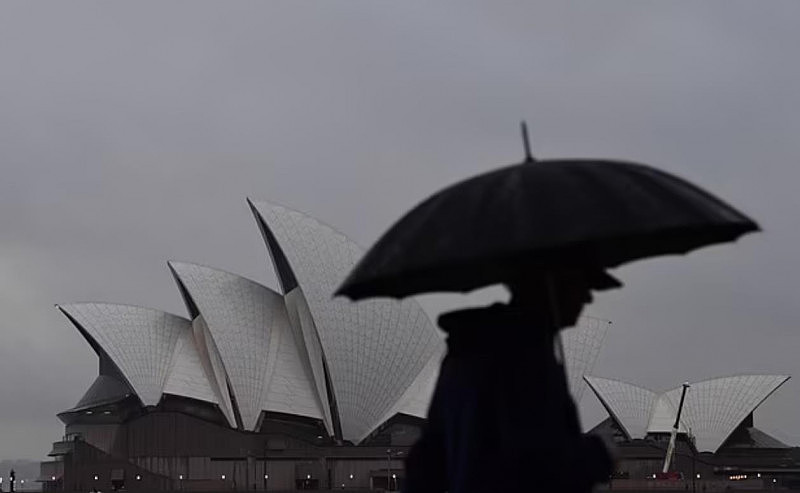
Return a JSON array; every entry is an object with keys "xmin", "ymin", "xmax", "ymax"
[{"xmin": 337, "ymin": 151, "xmax": 759, "ymax": 300}]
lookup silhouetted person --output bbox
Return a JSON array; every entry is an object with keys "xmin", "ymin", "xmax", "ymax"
[{"xmin": 403, "ymin": 269, "xmax": 617, "ymax": 493}]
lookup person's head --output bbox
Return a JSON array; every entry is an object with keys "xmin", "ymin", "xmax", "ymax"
[{"xmin": 507, "ymin": 268, "xmax": 621, "ymax": 330}]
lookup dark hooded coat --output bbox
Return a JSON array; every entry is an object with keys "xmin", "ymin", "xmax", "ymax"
[{"xmin": 403, "ymin": 303, "xmax": 613, "ymax": 493}]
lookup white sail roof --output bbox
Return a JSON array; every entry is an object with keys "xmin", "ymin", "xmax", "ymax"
[
  {"xmin": 191, "ymin": 315, "xmax": 237, "ymax": 427},
  {"xmin": 58, "ymin": 303, "xmax": 186, "ymax": 407},
  {"xmin": 169, "ymin": 262, "xmax": 324, "ymax": 430},
  {"xmin": 261, "ymin": 290, "xmax": 328, "ymax": 423},
  {"xmin": 249, "ymin": 200, "xmax": 444, "ymax": 442},
  {"xmin": 584, "ymin": 376, "xmax": 657, "ymax": 439},
  {"xmin": 669, "ymin": 375, "xmax": 789, "ymax": 452},
  {"xmin": 647, "ymin": 393, "xmax": 683, "ymax": 434},
  {"xmin": 379, "ymin": 341, "xmax": 443, "ymax": 423},
  {"xmin": 586, "ymin": 374, "xmax": 790, "ymax": 452},
  {"xmin": 283, "ymin": 288, "xmax": 336, "ymax": 434},
  {"xmin": 561, "ymin": 316, "xmax": 610, "ymax": 402},
  {"xmin": 163, "ymin": 324, "xmax": 218, "ymax": 404}
]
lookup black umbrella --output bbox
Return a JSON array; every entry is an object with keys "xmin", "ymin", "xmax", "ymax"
[{"xmin": 337, "ymin": 124, "xmax": 759, "ymax": 300}]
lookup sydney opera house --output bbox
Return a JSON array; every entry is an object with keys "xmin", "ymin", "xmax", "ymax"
[
  {"xmin": 40, "ymin": 199, "xmax": 800, "ymax": 492},
  {"xmin": 39, "ymin": 199, "xmax": 611, "ymax": 492}
]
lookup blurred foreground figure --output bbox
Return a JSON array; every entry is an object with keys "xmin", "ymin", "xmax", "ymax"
[
  {"xmin": 403, "ymin": 270, "xmax": 616, "ymax": 493},
  {"xmin": 336, "ymin": 126, "xmax": 759, "ymax": 492}
]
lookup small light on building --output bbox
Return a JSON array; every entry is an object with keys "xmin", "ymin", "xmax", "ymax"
[
  {"xmin": 342, "ymin": 483, "xmax": 345, "ymax": 488},
  {"xmin": 696, "ymin": 474, "xmax": 701, "ymax": 479},
  {"xmin": 264, "ymin": 474, "xmax": 269, "ymax": 480},
  {"xmin": 94, "ymin": 475, "xmax": 99, "ymax": 481},
  {"xmin": 652, "ymin": 474, "xmax": 657, "ymax": 479},
  {"xmin": 221, "ymin": 475, "xmax": 226, "ymax": 480},
  {"xmin": 136, "ymin": 475, "xmax": 141, "ymax": 481},
  {"xmin": 103, "ymin": 410, "xmax": 111, "ymax": 415},
  {"xmin": 349, "ymin": 474, "xmax": 354, "ymax": 480},
  {"xmin": 307, "ymin": 474, "xmax": 311, "ymax": 479},
  {"xmin": 179, "ymin": 475, "xmax": 183, "ymax": 480},
  {"xmin": 774, "ymin": 479, "xmax": 778, "ymax": 483},
  {"xmin": 86, "ymin": 411, "xmax": 93, "ymax": 415},
  {"xmin": 392, "ymin": 474, "xmax": 396, "ymax": 479},
  {"xmin": 51, "ymin": 476, "xmax": 56, "ymax": 481},
  {"xmin": 758, "ymin": 473, "xmax": 762, "ymax": 478},
  {"xmin": 20, "ymin": 480, "xmax": 25, "ymax": 484},
  {"xmin": 317, "ymin": 435, "xmax": 323, "ymax": 439}
]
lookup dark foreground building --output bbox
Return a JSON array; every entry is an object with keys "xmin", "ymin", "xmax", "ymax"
[{"xmin": 43, "ymin": 399, "xmax": 422, "ymax": 491}]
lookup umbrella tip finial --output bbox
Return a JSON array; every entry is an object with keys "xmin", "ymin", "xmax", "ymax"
[{"xmin": 520, "ymin": 121, "xmax": 534, "ymax": 162}]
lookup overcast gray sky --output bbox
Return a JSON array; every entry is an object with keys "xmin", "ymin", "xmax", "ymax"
[{"xmin": 1, "ymin": 2, "xmax": 799, "ymax": 461}]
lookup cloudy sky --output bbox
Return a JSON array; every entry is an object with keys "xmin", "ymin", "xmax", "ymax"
[{"xmin": 1, "ymin": 2, "xmax": 799, "ymax": 461}]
